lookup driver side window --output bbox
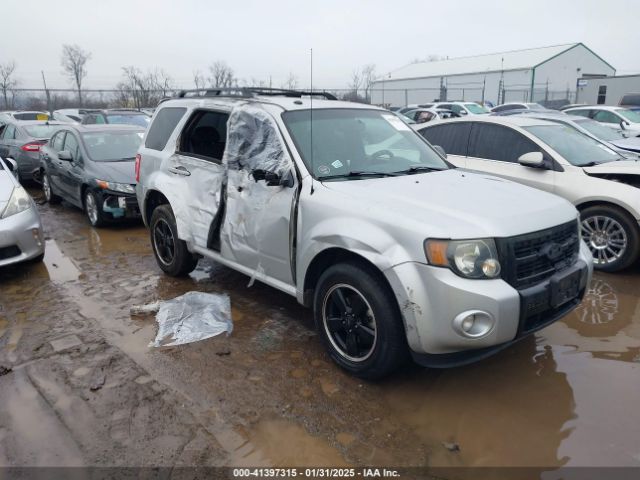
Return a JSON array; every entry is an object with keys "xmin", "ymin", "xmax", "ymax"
[{"xmin": 51, "ymin": 132, "xmax": 66, "ymax": 152}]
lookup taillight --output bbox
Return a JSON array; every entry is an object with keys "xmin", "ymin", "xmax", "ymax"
[
  {"xmin": 21, "ymin": 141, "xmax": 45, "ymax": 152},
  {"xmin": 135, "ymin": 154, "xmax": 142, "ymax": 182}
]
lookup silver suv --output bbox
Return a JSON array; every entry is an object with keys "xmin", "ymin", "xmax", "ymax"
[{"xmin": 136, "ymin": 88, "xmax": 593, "ymax": 379}]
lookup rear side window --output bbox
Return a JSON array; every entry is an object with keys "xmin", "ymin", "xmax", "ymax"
[
  {"xmin": 468, "ymin": 123, "xmax": 541, "ymax": 163},
  {"xmin": 2, "ymin": 125, "xmax": 16, "ymax": 140},
  {"xmin": 145, "ymin": 107, "xmax": 187, "ymax": 151},
  {"xmin": 593, "ymin": 110, "xmax": 619, "ymax": 124},
  {"xmin": 419, "ymin": 123, "xmax": 471, "ymax": 156},
  {"xmin": 179, "ymin": 110, "xmax": 228, "ymax": 162},
  {"xmin": 620, "ymin": 94, "xmax": 640, "ymax": 106},
  {"xmin": 51, "ymin": 131, "xmax": 66, "ymax": 151},
  {"xmin": 568, "ymin": 109, "xmax": 591, "ymax": 118}
]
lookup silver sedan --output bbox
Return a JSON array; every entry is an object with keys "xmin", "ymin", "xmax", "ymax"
[{"xmin": 0, "ymin": 157, "xmax": 45, "ymax": 266}]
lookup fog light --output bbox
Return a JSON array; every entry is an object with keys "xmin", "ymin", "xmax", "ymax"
[
  {"xmin": 32, "ymin": 228, "xmax": 42, "ymax": 247},
  {"xmin": 453, "ymin": 310, "xmax": 494, "ymax": 338},
  {"xmin": 482, "ymin": 258, "xmax": 501, "ymax": 278},
  {"xmin": 461, "ymin": 315, "xmax": 475, "ymax": 332}
]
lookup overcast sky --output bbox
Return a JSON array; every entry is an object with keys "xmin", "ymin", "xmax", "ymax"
[{"xmin": 3, "ymin": 0, "xmax": 640, "ymax": 90}]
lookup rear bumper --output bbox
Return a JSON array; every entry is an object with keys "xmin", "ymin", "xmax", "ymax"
[{"xmin": 0, "ymin": 207, "xmax": 45, "ymax": 267}]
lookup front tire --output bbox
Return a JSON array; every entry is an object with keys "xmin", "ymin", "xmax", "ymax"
[
  {"xmin": 313, "ymin": 262, "xmax": 409, "ymax": 380},
  {"xmin": 42, "ymin": 172, "xmax": 62, "ymax": 204},
  {"xmin": 580, "ymin": 205, "xmax": 640, "ymax": 272},
  {"xmin": 84, "ymin": 189, "xmax": 106, "ymax": 227},
  {"xmin": 150, "ymin": 205, "xmax": 198, "ymax": 276}
]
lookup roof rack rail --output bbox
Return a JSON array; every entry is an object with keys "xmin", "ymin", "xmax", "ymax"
[{"xmin": 172, "ymin": 87, "xmax": 337, "ymax": 101}]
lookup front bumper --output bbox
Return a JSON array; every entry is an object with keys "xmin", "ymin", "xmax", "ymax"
[
  {"xmin": 384, "ymin": 241, "xmax": 593, "ymax": 366},
  {"xmin": 0, "ymin": 207, "xmax": 45, "ymax": 267},
  {"xmin": 98, "ymin": 190, "xmax": 141, "ymax": 221}
]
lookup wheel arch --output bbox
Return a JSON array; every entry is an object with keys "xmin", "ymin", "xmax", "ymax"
[
  {"xmin": 143, "ymin": 189, "xmax": 171, "ymax": 225},
  {"xmin": 576, "ymin": 200, "xmax": 640, "ymax": 226}
]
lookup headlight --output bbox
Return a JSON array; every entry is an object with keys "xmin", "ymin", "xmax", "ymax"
[
  {"xmin": 1, "ymin": 186, "xmax": 32, "ymax": 219},
  {"xmin": 424, "ymin": 238, "xmax": 501, "ymax": 279},
  {"xmin": 95, "ymin": 180, "xmax": 136, "ymax": 194}
]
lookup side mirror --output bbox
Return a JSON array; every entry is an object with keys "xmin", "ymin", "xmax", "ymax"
[
  {"xmin": 518, "ymin": 151, "xmax": 545, "ymax": 168},
  {"xmin": 252, "ymin": 169, "xmax": 294, "ymax": 188},
  {"xmin": 433, "ymin": 145, "xmax": 447, "ymax": 158},
  {"xmin": 459, "ymin": 110, "xmax": 468, "ymax": 115},
  {"xmin": 58, "ymin": 150, "xmax": 73, "ymax": 161},
  {"xmin": 4, "ymin": 157, "xmax": 18, "ymax": 173}
]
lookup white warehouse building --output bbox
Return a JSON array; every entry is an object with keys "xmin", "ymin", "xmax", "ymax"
[{"xmin": 370, "ymin": 43, "xmax": 615, "ymax": 108}]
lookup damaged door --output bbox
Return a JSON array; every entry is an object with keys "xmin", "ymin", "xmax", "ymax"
[
  {"xmin": 219, "ymin": 104, "xmax": 297, "ymax": 286},
  {"xmin": 170, "ymin": 109, "xmax": 229, "ymax": 247}
]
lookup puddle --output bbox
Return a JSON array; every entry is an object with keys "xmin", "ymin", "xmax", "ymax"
[
  {"xmin": 218, "ymin": 419, "xmax": 349, "ymax": 467},
  {"xmin": 43, "ymin": 240, "xmax": 80, "ymax": 284}
]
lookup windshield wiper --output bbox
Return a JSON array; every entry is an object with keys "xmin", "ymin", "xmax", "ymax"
[
  {"xmin": 320, "ymin": 170, "xmax": 399, "ymax": 180},
  {"xmin": 394, "ymin": 166, "xmax": 446, "ymax": 174}
]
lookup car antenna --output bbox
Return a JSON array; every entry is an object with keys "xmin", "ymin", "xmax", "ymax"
[{"xmin": 310, "ymin": 47, "xmax": 315, "ymax": 195}]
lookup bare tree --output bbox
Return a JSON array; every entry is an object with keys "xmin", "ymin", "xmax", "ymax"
[
  {"xmin": 349, "ymin": 68, "xmax": 362, "ymax": 96},
  {"xmin": 150, "ymin": 68, "xmax": 174, "ymax": 98},
  {"xmin": 361, "ymin": 64, "xmax": 376, "ymax": 102},
  {"xmin": 208, "ymin": 61, "xmax": 235, "ymax": 88},
  {"xmin": 282, "ymin": 72, "xmax": 298, "ymax": 90},
  {"xmin": 0, "ymin": 61, "xmax": 18, "ymax": 109},
  {"xmin": 61, "ymin": 44, "xmax": 91, "ymax": 106},
  {"xmin": 193, "ymin": 69, "xmax": 207, "ymax": 90}
]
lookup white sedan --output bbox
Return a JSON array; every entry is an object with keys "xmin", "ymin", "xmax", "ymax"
[
  {"xmin": 564, "ymin": 105, "xmax": 640, "ymax": 137},
  {"xmin": 417, "ymin": 116, "xmax": 640, "ymax": 271}
]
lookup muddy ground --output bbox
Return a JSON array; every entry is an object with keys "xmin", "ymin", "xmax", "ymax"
[{"xmin": 1, "ymin": 189, "xmax": 639, "ymax": 475}]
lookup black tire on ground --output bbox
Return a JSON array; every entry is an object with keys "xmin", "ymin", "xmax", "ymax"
[
  {"xmin": 42, "ymin": 171, "xmax": 62, "ymax": 204},
  {"xmin": 149, "ymin": 204, "xmax": 198, "ymax": 276},
  {"xmin": 84, "ymin": 189, "xmax": 106, "ymax": 228},
  {"xmin": 313, "ymin": 261, "xmax": 409, "ymax": 380},
  {"xmin": 580, "ymin": 204, "xmax": 640, "ymax": 272}
]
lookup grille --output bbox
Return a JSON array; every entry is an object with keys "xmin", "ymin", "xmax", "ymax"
[
  {"xmin": 0, "ymin": 245, "xmax": 21, "ymax": 260},
  {"xmin": 496, "ymin": 220, "xmax": 580, "ymax": 289}
]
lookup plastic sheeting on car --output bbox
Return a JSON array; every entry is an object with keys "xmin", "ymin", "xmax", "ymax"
[
  {"xmin": 147, "ymin": 291, "xmax": 233, "ymax": 347},
  {"xmin": 223, "ymin": 103, "xmax": 292, "ymax": 176}
]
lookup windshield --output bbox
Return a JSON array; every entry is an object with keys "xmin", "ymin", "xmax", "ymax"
[
  {"xmin": 106, "ymin": 114, "xmax": 150, "ymax": 128},
  {"xmin": 616, "ymin": 109, "xmax": 640, "ymax": 123},
  {"xmin": 574, "ymin": 119, "xmax": 626, "ymax": 141},
  {"xmin": 23, "ymin": 125, "xmax": 60, "ymax": 138},
  {"xmin": 524, "ymin": 125, "xmax": 622, "ymax": 166},
  {"xmin": 465, "ymin": 103, "xmax": 489, "ymax": 114},
  {"xmin": 82, "ymin": 131, "xmax": 144, "ymax": 162},
  {"xmin": 282, "ymin": 109, "xmax": 449, "ymax": 180}
]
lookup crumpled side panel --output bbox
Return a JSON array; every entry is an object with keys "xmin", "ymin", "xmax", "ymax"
[{"xmin": 219, "ymin": 103, "xmax": 295, "ymax": 284}]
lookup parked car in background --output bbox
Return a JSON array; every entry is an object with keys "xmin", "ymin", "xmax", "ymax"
[
  {"xmin": 392, "ymin": 111, "xmax": 416, "ymax": 124},
  {"xmin": 404, "ymin": 108, "xmax": 460, "ymax": 124},
  {"xmin": 0, "ymin": 120, "xmax": 64, "ymax": 181},
  {"xmin": 0, "ymin": 110, "xmax": 49, "ymax": 124},
  {"xmin": 523, "ymin": 111, "xmax": 640, "ymax": 156},
  {"xmin": 40, "ymin": 124, "xmax": 144, "ymax": 227},
  {"xmin": 417, "ymin": 116, "xmax": 640, "ymax": 271},
  {"xmin": 558, "ymin": 103, "xmax": 588, "ymax": 111},
  {"xmin": 564, "ymin": 105, "xmax": 640, "ymax": 136},
  {"xmin": 81, "ymin": 109, "xmax": 151, "ymax": 128},
  {"xmin": 431, "ymin": 101, "xmax": 489, "ymax": 115},
  {"xmin": 51, "ymin": 108, "xmax": 101, "ymax": 123},
  {"xmin": 136, "ymin": 88, "xmax": 591, "ymax": 378},
  {"xmin": 619, "ymin": 93, "xmax": 640, "ymax": 111},
  {"xmin": 0, "ymin": 156, "xmax": 45, "ymax": 266},
  {"xmin": 490, "ymin": 102, "xmax": 546, "ymax": 113}
]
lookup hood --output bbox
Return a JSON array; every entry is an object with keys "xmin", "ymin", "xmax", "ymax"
[
  {"xmin": 91, "ymin": 160, "xmax": 136, "ymax": 184},
  {"xmin": 611, "ymin": 136, "xmax": 640, "ymax": 153},
  {"xmin": 0, "ymin": 170, "xmax": 16, "ymax": 212},
  {"xmin": 583, "ymin": 159, "xmax": 640, "ymax": 175},
  {"xmin": 322, "ymin": 169, "xmax": 578, "ymax": 239}
]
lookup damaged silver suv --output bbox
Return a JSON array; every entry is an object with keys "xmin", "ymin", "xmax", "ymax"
[{"xmin": 136, "ymin": 88, "xmax": 593, "ymax": 379}]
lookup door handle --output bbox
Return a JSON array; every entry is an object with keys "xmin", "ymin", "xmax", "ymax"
[{"xmin": 169, "ymin": 165, "xmax": 191, "ymax": 176}]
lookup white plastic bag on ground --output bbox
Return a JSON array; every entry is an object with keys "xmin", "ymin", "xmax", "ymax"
[{"xmin": 148, "ymin": 291, "xmax": 233, "ymax": 347}]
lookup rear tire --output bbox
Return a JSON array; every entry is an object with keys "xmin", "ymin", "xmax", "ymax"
[
  {"xmin": 580, "ymin": 205, "xmax": 640, "ymax": 272},
  {"xmin": 313, "ymin": 262, "xmax": 409, "ymax": 380},
  {"xmin": 42, "ymin": 172, "xmax": 62, "ymax": 205},
  {"xmin": 150, "ymin": 205, "xmax": 198, "ymax": 276}
]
